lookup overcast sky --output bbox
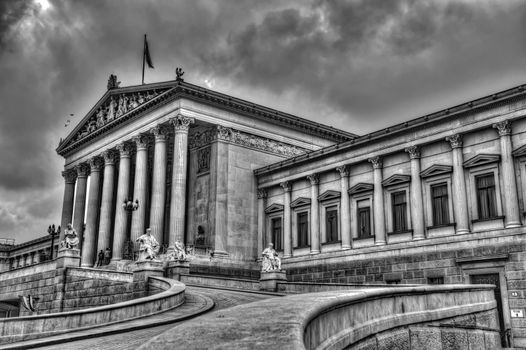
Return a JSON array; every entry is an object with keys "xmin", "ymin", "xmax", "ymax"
[{"xmin": 1, "ymin": 0, "xmax": 526, "ymax": 243}]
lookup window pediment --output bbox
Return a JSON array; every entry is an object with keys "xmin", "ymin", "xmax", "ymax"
[
  {"xmin": 290, "ymin": 197, "xmax": 311, "ymax": 208},
  {"xmin": 463, "ymin": 154, "xmax": 500, "ymax": 168},
  {"xmin": 318, "ymin": 190, "xmax": 341, "ymax": 201},
  {"xmin": 513, "ymin": 144, "xmax": 526, "ymax": 157},
  {"xmin": 265, "ymin": 203, "xmax": 284, "ymax": 214},
  {"xmin": 382, "ymin": 174, "xmax": 411, "ymax": 187},
  {"xmin": 420, "ymin": 164, "xmax": 453, "ymax": 178},
  {"xmin": 348, "ymin": 183, "xmax": 374, "ymax": 195}
]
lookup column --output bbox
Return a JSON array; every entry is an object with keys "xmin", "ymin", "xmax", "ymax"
[
  {"xmin": 59, "ymin": 169, "xmax": 77, "ymax": 242},
  {"xmin": 72, "ymin": 163, "xmax": 89, "ymax": 248},
  {"xmin": 307, "ymin": 174, "xmax": 320, "ymax": 254},
  {"xmin": 257, "ymin": 189, "xmax": 267, "ymax": 258},
  {"xmin": 97, "ymin": 150, "xmax": 116, "ymax": 254},
  {"xmin": 130, "ymin": 135, "xmax": 149, "ymax": 250},
  {"xmin": 168, "ymin": 115, "xmax": 194, "ymax": 245},
  {"xmin": 213, "ymin": 128, "xmax": 229, "ymax": 256},
  {"xmin": 281, "ymin": 181, "xmax": 292, "ymax": 258},
  {"xmin": 112, "ymin": 143, "xmax": 132, "ymax": 262},
  {"xmin": 494, "ymin": 120, "xmax": 521, "ymax": 228},
  {"xmin": 405, "ymin": 146, "xmax": 425, "ymax": 240},
  {"xmin": 446, "ymin": 134, "xmax": 470, "ymax": 234},
  {"xmin": 34, "ymin": 250, "xmax": 41, "ymax": 264},
  {"xmin": 368, "ymin": 157, "xmax": 386, "ymax": 245},
  {"xmin": 336, "ymin": 165, "xmax": 351, "ymax": 249},
  {"xmin": 149, "ymin": 125, "xmax": 169, "ymax": 246},
  {"xmin": 82, "ymin": 157, "xmax": 103, "ymax": 267}
]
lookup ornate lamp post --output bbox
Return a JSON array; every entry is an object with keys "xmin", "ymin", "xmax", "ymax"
[
  {"xmin": 122, "ymin": 199, "xmax": 139, "ymax": 260},
  {"xmin": 47, "ymin": 224, "xmax": 60, "ymax": 260}
]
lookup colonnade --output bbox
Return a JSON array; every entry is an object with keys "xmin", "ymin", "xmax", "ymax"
[
  {"xmin": 59, "ymin": 115, "xmax": 194, "ymax": 266},
  {"xmin": 257, "ymin": 120, "xmax": 522, "ymax": 257}
]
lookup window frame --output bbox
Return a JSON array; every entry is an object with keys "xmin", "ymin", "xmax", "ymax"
[
  {"xmin": 320, "ymin": 197, "xmax": 341, "ymax": 244},
  {"xmin": 384, "ymin": 184, "xmax": 412, "ymax": 234},
  {"xmin": 467, "ymin": 164, "xmax": 503, "ymax": 222}
]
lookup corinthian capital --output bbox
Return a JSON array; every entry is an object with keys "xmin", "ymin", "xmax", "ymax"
[
  {"xmin": 445, "ymin": 134, "xmax": 463, "ymax": 149},
  {"xmin": 280, "ymin": 181, "xmax": 292, "ymax": 192},
  {"xmin": 368, "ymin": 156, "xmax": 382, "ymax": 169},
  {"xmin": 405, "ymin": 145, "xmax": 421, "ymax": 159},
  {"xmin": 75, "ymin": 163, "xmax": 90, "ymax": 178},
  {"xmin": 257, "ymin": 189, "xmax": 268, "ymax": 199},
  {"xmin": 336, "ymin": 165, "xmax": 350, "ymax": 177},
  {"xmin": 150, "ymin": 125, "xmax": 169, "ymax": 141},
  {"xmin": 493, "ymin": 120, "xmax": 512, "ymax": 136},
  {"xmin": 217, "ymin": 125, "xmax": 233, "ymax": 141},
  {"xmin": 170, "ymin": 114, "xmax": 195, "ymax": 131},
  {"xmin": 116, "ymin": 142, "xmax": 132, "ymax": 157},
  {"xmin": 307, "ymin": 173, "xmax": 320, "ymax": 185},
  {"xmin": 132, "ymin": 134, "xmax": 150, "ymax": 150},
  {"xmin": 88, "ymin": 157, "xmax": 103, "ymax": 171},
  {"xmin": 62, "ymin": 169, "xmax": 77, "ymax": 184},
  {"xmin": 101, "ymin": 150, "xmax": 116, "ymax": 165}
]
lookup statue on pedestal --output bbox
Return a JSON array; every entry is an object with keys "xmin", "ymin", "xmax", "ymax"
[
  {"xmin": 136, "ymin": 228, "xmax": 159, "ymax": 261},
  {"xmin": 61, "ymin": 223, "xmax": 79, "ymax": 249},
  {"xmin": 167, "ymin": 238, "xmax": 187, "ymax": 261},
  {"xmin": 261, "ymin": 243, "xmax": 281, "ymax": 272}
]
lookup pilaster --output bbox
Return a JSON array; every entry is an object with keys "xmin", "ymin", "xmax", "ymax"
[
  {"xmin": 336, "ymin": 165, "xmax": 351, "ymax": 249},
  {"xmin": 446, "ymin": 134, "xmax": 470, "ymax": 234},
  {"xmin": 368, "ymin": 157, "xmax": 386, "ymax": 245},
  {"xmin": 405, "ymin": 146, "xmax": 425, "ymax": 240},
  {"xmin": 307, "ymin": 174, "xmax": 320, "ymax": 254}
]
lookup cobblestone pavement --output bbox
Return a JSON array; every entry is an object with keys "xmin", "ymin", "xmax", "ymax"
[{"xmin": 28, "ymin": 286, "xmax": 275, "ymax": 350}]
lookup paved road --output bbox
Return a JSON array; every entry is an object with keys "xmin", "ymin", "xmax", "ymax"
[{"xmin": 32, "ymin": 286, "xmax": 275, "ymax": 350}]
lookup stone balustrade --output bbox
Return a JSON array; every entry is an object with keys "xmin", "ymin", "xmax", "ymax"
[
  {"xmin": 0, "ymin": 276, "xmax": 185, "ymax": 344},
  {"xmin": 140, "ymin": 284, "xmax": 499, "ymax": 350}
]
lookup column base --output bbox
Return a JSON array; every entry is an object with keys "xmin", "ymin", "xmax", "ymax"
[
  {"xmin": 505, "ymin": 222, "xmax": 521, "ymax": 229},
  {"xmin": 341, "ymin": 244, "xmax": 352, "ymax": 250},
  {"xmin": 310, "ymin": 250, "xmax": 320, "ymax": 255},
  {"xmin": 412, "ymin": 236, "xmax": 425, "ymax": 241},
  {"xmin": 375, "ymin": 240, "xmax": 386, "ymax": 246},
  {"xmin": 455, "ymin": 229, "xmax": 470, "ymax": 235},
  {"xmin": 212, "ymin": 250, "xmax": 229, "ymax": 259},
  {"xmin": 260, "ymin": 270, "xmax": 287, "ymax": 292}
]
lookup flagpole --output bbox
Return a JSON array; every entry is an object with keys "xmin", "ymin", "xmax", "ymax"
[{"xmin": 142, "ymin": 34, "xmax": 146, "ymax": 85}]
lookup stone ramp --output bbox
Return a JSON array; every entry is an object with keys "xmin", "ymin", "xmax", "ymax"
[{"xmin": 0, "ymin": 290, "xmax": 214, "ymax": 350}]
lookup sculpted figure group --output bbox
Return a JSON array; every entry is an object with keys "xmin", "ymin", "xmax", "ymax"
[{"xmin": 261, "ymin": 243, "xmax": 281, "ymax": 272}]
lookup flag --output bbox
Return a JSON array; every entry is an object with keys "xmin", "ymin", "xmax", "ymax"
[{"xmin": 144, "ymin": 35, "xmax": 154, "ymax": 69}]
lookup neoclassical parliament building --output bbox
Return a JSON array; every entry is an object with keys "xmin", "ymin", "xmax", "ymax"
[{"xmin": 3, "ymin": 75, "xmax": 526, "ymax": 343}]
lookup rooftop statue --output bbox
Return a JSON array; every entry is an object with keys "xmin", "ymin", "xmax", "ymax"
[
  {"xmin": 175, "ymin": 67, "xmax": 184, "ymax": 82},
  {"xmin": 136, "ymin": 228, "xmax": 159, "ymax": 261},
  {"xmin": 61, "ymin": 223, "xmax": 79, "ymax": 249},
  {"xmin": 107, "ymin": 74, "xmax": 121, "ymax": 90},
  {"xmin": 261, "ymin": 243, "xmax": 281, "ymax": 272}
]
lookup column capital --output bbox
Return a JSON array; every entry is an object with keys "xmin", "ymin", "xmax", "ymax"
[
  {"xmin": 493, "ymin": 120, "xmax": 512, "ymax": 136},
  {"xmin": 336, "ymin": 165, "xmax": 350, "ymax": 177},
  {"xmin": 257, "ymin": 188, "xmax": 268, "ymax": 199},
  {"xmin": 88, "ymin": 156, "xmax": 104, "ymax": 171},
  {"xmin": 280, "ymin": 181, "xmax": 292, "ymax": 192},
  {"xmin": 217, "ymin": 125, "xmax": 233, "ymax": 141},
  {"xmin": 116, "ymin": 142, "xmax": 133, "ymax": 158},
  {"xmin": 368, "ymin": 156, "xmax": 383, "ymax": 169},
  {"xmin": 307, "ymin": 173, "xmax": 320, "ymax": 185},
  {"xmin": 446, "ymin": 134, "xmax": 463, "ymax": 149},
  {"xmin": 101, "ymin": 150, "xmax": 116, "ymax": 165},
  {"xmin": 405, "ymin": 145, "xmax": 421, "ymax": 159},
  {"xmin": 132, "ymin": 134, "xmax": 150, "ymax": 150},
  {"xmin": 169, "ymin": 114, "xmax": 195, "ymax": 131},
  {"xmin": 75, "ymin": 163, "xmax": 90, "ymax": 178},
  {"xmin": 62, "ymin": 169, "xmax": 77, "ymax": 184},
  {"xmin": 150, "ymin": 125, "xmax": 169, "ymax": 141}
]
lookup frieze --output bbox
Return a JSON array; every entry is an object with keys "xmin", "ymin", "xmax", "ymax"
[{"xmin": 73, "ymin": 88, "xmax": 169, "ymax": 143}]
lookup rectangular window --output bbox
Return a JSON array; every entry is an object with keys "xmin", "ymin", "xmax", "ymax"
[
  {"xmin": 431, "ymin": 183, "xmax": 449, "ymax": 226},
  {"xmin": 476, "ymin": 174, "xmax": 497, "ymax": 219},
  {"xmin": 325, "ymin": 207, "xmax": 338, "ymax": 242},
  {"xmin": 357, "ymin": 207, "xmax": 371, "ymax": 238},
  {"xmin": 271, "ymin": 218, "xmax": 282, "ymax": 251},
  {"xmin": 297, "ymin": 212, "xmax": 309, "ymax": 247},
  {"xmin": 392, "ymin": 191, "xmax": 407, "ymax": 232},
  {"xmin": 427, "ymin": 276, "xmax": 444, "ymax": 285}
]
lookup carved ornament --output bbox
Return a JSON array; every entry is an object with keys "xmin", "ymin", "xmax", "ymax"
[
  {"xmin": 170, "ymin": 114, "xmax": 195, "ymax": 131},
  {"xmin": 368, "ymin": 156, "xmax": 383, "ymax": 169},
  {"xmin": 88, "ymin": 157, "xmax": 104, "ymax": 171},
  {"xmin": 101, "ymin": 150, "xmax": 116, "ymax": 165},
  {"xmin": 257, "ymin": 189, "xmax": 268, "ymax": 199},
  {"xmin": 405, "ymin": 145, "xmax": 421, "ymax": 159},
  {"xmin": 75, "ymin": 163, "xmax": 90, "ymax": 178},
  {"xmin": 62, "ymin": 169, "xmax": 77, "ymax": 183},
  {"xmin": 132, "ymin": 134, "xmax": 150, "ymax": 150},
  {"xmin": 280, "ymin": 181, "xmax": 292, "ymax": 192},
  {"xmin": 493, "ymin": 120, "xmax": 512, "ymax": 136},
  {"xmin": 336, "ymin": 165, "xmax": 350, "ymax": 177},
  {"xmin": 446, "ymin": 134, "xmax": 463, "ymax": 149},
  {"xmin": 307, "ymin": 173, "xmax": 320, "ymax": 185},
  {"xmin": 150, "ymin": 125, "xmax": 169, "ymax": 141},
  {"xmin": 116, "ymin": 143, "xmax": 133, "ymax": 157}
]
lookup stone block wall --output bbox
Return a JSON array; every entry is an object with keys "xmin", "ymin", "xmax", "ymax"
[{"xmin": 350, "ymin": 310, "xmax": 501, "ymax": 350}]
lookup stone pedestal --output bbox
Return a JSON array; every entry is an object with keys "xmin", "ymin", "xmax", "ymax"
[
  {"xmin": 165, "ymin": 260, "xmax": 190, "ymax": 280},
  {"xmin": 55, "ymin": 248, "xmax": 81, "ymax": 269},
  {"xmin": 132, "ymin": 260, "xmax": 164, "ymax": 282},
  {"xmin": 259, "ymin": 270, "xmax": 287, "ymax": 292}
]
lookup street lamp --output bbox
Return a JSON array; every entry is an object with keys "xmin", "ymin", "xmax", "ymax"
[{"xmin": 47, "ymin": 224, "xmax": 60, "ymax": 260}]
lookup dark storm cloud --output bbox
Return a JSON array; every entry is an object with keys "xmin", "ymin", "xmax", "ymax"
[{"xmin": 1, "ymin": 0, "xmax": 526, "ymax": 242}]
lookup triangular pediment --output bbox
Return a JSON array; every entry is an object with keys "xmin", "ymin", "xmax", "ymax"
[
  {"xmin": 318, "ymin": 190, "xmax": 341, "ymax": 201},
  {"xmin": 265, "ymin": 203, "xmax": 284, "ymax": 214},
  {"xmin": 463, "ymin": 154, "xmax": 500, "ymax": 168},
  {"xmin": 382, "ymin": 174, "xmax": 411, "ymax": 187},
  {"xmin": 348, "ymin": 183, "xmax": 374, "ymax": 195},
  {"xmin": 57, "ymin": 83, "xmax": 173, "ymax": 154},
  {"xmin": 420, "ymin": 164, "xmax": 453, "ymax": 178},
  {"xmin": 290, "ymin": 197, "xmax": 311, "ymax": 208},
  {"xmin": 513, "ymin": 144, "xmax": 526, "ymax": 157}
]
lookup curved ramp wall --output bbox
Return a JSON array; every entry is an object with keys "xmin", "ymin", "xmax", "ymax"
[
  {"xmin": 140, "ymin": 284, "xmax": 499, "ymax": 350},
  {"xmin": 0, "ymin": 276, "xmax": 185, "ymax": 344}
]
